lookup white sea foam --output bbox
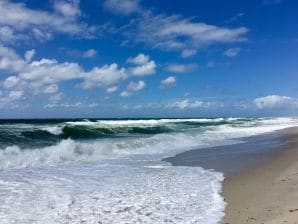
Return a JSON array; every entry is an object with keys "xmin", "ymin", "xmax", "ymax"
[
  {"xmin": 41, "ymin": 126, "xmax": 64, "ymax": 135},
  {"xmin": 0, "ymin": 164, "xmax": 225, "ymax": 224},
  {"xmin": 65, "ymin": 118, "xmax": 226, "ymax": 127}
]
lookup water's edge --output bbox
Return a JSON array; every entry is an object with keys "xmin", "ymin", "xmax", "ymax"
[{"xmin": 164, "ymin": 128, "xmax": 288, "ymax": 176}]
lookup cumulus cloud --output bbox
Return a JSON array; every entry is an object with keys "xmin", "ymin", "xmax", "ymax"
[
  {"xmin": 0, "ymin": 26, "xmax": 24, "ymax": 44},
  {"xmin": 44, "ymin": 101, "xmax": 100, "ymax": 109},
  {"xmin": 167, "ymin": 98, "xmax": 222, "ymax": 110},
  {"xmin": 127, "ymin": 53, "xmax": 149, "ymax": 65},
  {"xmin": 53, "ymin": 0, "xmax": 81, "ymax": 18},
  {"xmin": 44, "ymin": 102, "xmax": 82, "ymax": 109},
  {"xmin": 3, "ymin": 76, "xmax": 19, "ymax": 88},
  {"xmin": 120, "ymin": 80, "xmax": 145, "ymax": 97},
  {"xmin": 168, "ymin": 99, "xmax": 204, "ymax": 110},
  {"xmin": 49, "ymin": 93, "xmax": 62, "ymax": 103},
  {"xmin": 19, "ymin": 59, "xmax": 83, "ymax": 88},
  {"xmin": 0, "ymin": 45, "xmax": 156, "ymax": 102},
  {"xmin": 129, "ymin": 13, "xmax": 248, "ymax": 54},
  {"xmin": 160, "ymin": 76, "xmax": 176, "ymax": 88},
  {"xmin": 83, "ymin": 49, "xmax": 97, "ymax": 58},
  {"xmin": 0, "ymin": 0, "xmax": 96, "ymax": 43},
  {"xmin": 24, "ymin": 49, "xmax": 36, "ymax": 62},
  {"xmin": 120, "ymin": 91, "xmax": 131, "ymax": 97},
  {"xmin": 127, "ymin": 53, "xmax": 156, "ymax": 76},
  {"xmin": 43, "ymin": 84, "xmax": 59, "ymax": 94},
  {"xmin": 0, "ymin": 89, "xmax": 25, "ymax": 108},
  {"xmin": 254, "ymin": 95, "xmax": 298, "ymax": 109},
  {"xmin": 0, "ymin": 44, "xmax": 26, "ymax": 72},
  {"xmin": 165, "ymin": 63, "xmax": 197, "ymax": 73},
  {"xmin": 224, "ymin": 48, "xmax": 241, "ymax": 57},
  {"xmin": 103, "ymin": 0, "xmax": 140, "ymax": 15},
  {"xmin": 8, "ymin": 90, "xmax": 24, "ymax": 100},
  {"xmin": 88, "ymin": 103, "xmax": 98, "ymax": 108},
  {"xmin": 81, "ymin": 64, "xmax": 127, "ymax": 89},
  {"xmin": 106, "ymin": 85, "xmax": 118, "ymax": 93},
  {"xmin": 127, "ymin": 80, "xmax": 146, "ymax": 91}
]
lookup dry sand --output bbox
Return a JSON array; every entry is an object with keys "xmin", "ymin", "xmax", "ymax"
[{"xmin": 222, "ymin": 127, "xmax": 298, "ymax": 224}]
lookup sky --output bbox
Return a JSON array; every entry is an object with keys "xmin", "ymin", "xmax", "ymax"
[{"xmin": 0, "ymin": 0, "xmax": 297, "ymax": 118}]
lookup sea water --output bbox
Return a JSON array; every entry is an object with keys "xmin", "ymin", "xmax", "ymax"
[{"xmin": 0, "ymin": 117, "xmax": 297, "ymax": 223}]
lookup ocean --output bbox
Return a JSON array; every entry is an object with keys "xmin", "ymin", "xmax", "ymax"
[{"xmin": 0, "ymin": 117, "xmax": 298, "ymax": 223}]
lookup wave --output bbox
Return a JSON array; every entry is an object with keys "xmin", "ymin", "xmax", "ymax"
[
  {"xmin": 41, "ymin": 126, "xmax": 63, "ymax": 135},
  {"xmin": 0, "ymin": 117, "xmax": 266, "ymax": 146},
  {"xmin": 1, "ymin": 117, "xmax": 297, "ymax": 170}
]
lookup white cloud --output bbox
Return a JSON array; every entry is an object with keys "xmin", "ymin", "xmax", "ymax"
[
  {"xmin": 24, "ymin": 49, "xmax": 36, "ymax": 62},
  {"xmin": 44, "ymin": 102, "xmax": 82, "ymax": 108},
  {"xmin": 0, "ymin": 0, "xmax": 96, "ymax": 43},
  {"xmin": 3, "ymin": 76, "xmax": 19, "ymax": 88},
  {"xmin": 166, "ymin": 63, "xmax": 197, "ymax": 73},
  {"xmin": 131, "ymin": 14, "xmax": 248, "ymax": 54},
  {"xmin": 88, "ymin": 103, "xmax": 98, "ymax": 108},
  {"xmin": 224, "ymin": 48, "xmax": 241, "ymax": 57},
  {"xmin": 0, "ymin": 47, "xmax": 81, "ymax": 93},
  {"xmin": 181, "ymin": 49, "xmax": 197, "ymax": 58},
  {"xmin": 129, "ymin": 60, "xmax": 156, "ymax": 76},
  {"xmin": 103, "ymin": 0, "xmax": 140, "ymax": 15},
  {"xmin": 43, "ymin": 84, "xmax": 59, "ymax": 94},
  {"xmin": 167, "ymin": 98, "xmax": 221, "ymax": 110},
  {"xmin": 49, "ymin": 93, "xmax": 62, "ymax": 102},
  {"xmin": 127, "ymin": 53, "xmax": 149, "ymax": 65},
  {"xmin": 120, "ymin": 80, "xmax": 145, "ymax": 97},
  {"xmin": 160, "ymin": 76, "xmax": 176, "ymax": 88},
  {"xmin": 106, "ymin": 85, "xmax": 118, "ymax": 93},
  {"xmin": 0, "ymin": 26, "xmax": 24, "ymax": 43},
  {"xmin": 81, "ymin": 64, "xmax": 127, "ymax": 89},
  {"xmin": 120, "ymin": 91, "xmax": 131, "ymax": 97},
  {"xmin": 83, "ymin": 49, "xmax": 97, "ymax": 58},
  {"xmin": 127, "ymin": 80, "xmax": 145, "ymax": 91},
  {"xmin": 128, "ymin": 53, "xmax": 156, "ymax": 76},
  {"xmin": 254, "ymin": 95, "xmax": 297, "ymax": 109},
  {"xmin": 0, "ymin": 46, "xmax": 157, "ymax": 104},
  {"xmin": 53, "ymin": 0, "xmax": 81, "ymax": 18},
  {"xmin": 20, "ymin": 59, "xmax": 83, "ymax": 87},
  {"xmin": 0, "ymin": 44, "xmax": 26, "ymax": 72},
  {"xmin": 168, "ymin": 99, "xmax": 203, "ymax": 110},
  {"xmin": 0, "ymin": 46, "xmax": 125, "ymax": 91},
  {"xmin": 0, "ymin": 90, "xmax": 25, "ymax": 108},
  {"xmin": 8, "ymin": 90, "xmax": 24, "ymax": 100}
]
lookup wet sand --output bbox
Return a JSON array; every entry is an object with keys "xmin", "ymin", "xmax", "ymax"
[{"xmin": 165, "ymin": 127, "xmax": 298, "ymax": 224}]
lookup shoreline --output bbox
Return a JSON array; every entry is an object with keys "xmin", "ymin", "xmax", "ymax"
[
  {"xmin": 164, "ymin": 128, "xmax": 287, "ymax": 176},
  {"xmin": 222, "ymin": 127, "xmax": 298, "ymax": 223},
  {"xmin": 165, "ymin": 127, "xmax": 298, "ymax": 223}
]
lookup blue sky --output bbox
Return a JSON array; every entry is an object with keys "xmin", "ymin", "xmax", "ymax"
[{"xmin": 0, "ymin": 0, "xmax": 297, "ymax": 118}]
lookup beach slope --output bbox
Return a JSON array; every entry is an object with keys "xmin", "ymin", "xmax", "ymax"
[{"xmin": 223, "ymin": 127, "xmax": 298, "ymax": 223}]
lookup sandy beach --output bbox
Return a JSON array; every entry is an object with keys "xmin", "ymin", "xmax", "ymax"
[
  {"xmin": 165, "ymin": 126, "xmax": 298, "ymax": 224},
  {"xmin": 222, "ymin": 127, "xmax": 298, "ymax": 223}
]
